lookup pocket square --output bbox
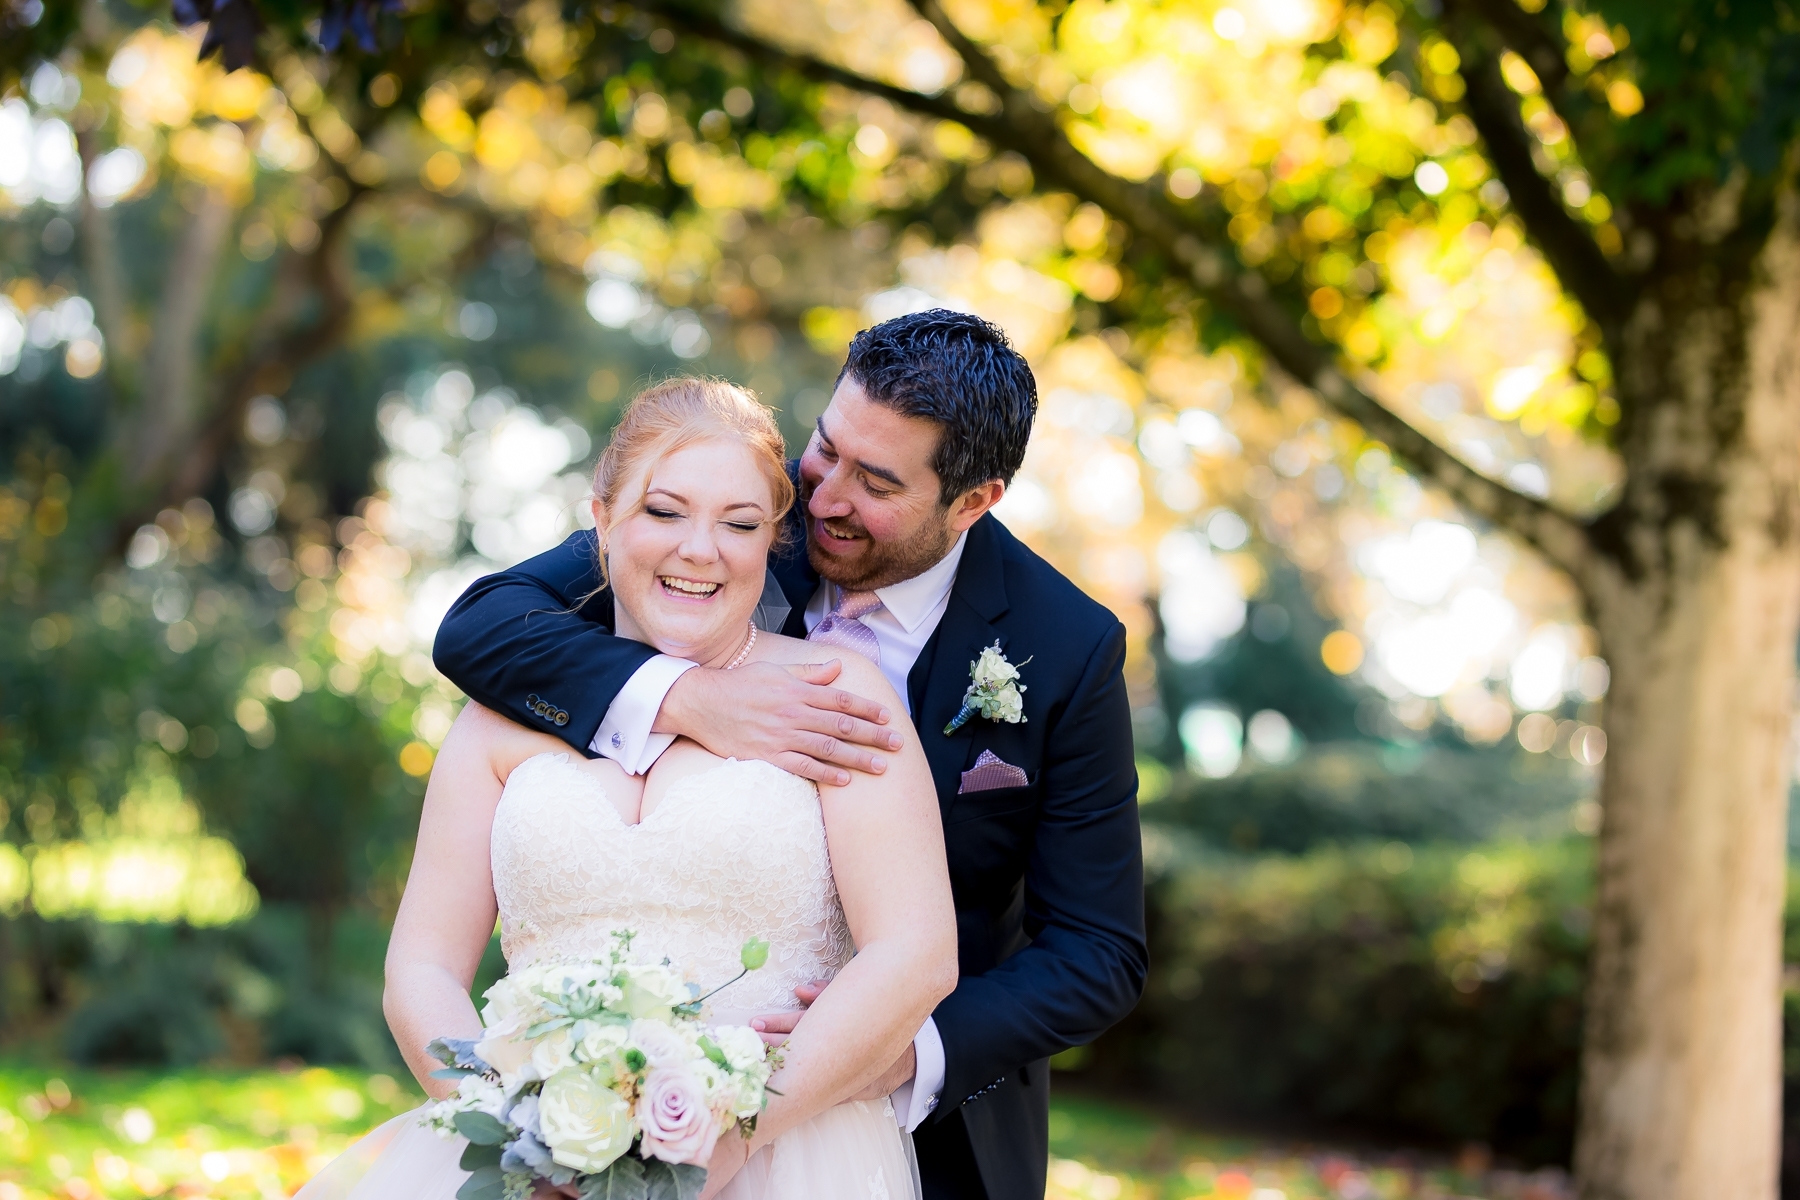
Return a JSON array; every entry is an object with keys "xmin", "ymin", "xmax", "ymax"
[{"xmin": 959, "ymin": 750, "xmax": 1030, "ymax": 794}]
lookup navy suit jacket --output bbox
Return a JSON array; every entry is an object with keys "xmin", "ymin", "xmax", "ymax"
[{"xmin": 433, "ymin": 501, "xmax": 1147, "ymax": 1200}]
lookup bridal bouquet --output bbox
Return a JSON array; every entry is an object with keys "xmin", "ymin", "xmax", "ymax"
[{"xmin": 423, "ymin": 931, "xmax": 778, "ymax": 1200}]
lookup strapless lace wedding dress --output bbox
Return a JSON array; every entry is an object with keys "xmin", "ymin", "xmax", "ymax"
[{"xmin": 296, "ymin": 753, "xmax": 918, "ymax": 1200}]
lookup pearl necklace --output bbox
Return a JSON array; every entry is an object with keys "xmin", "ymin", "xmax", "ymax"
[{"xmin": 723, "ymin": 620, "xmax": 757, "ymax": 670}]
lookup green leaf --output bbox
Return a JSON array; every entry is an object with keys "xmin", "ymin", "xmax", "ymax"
[
  {"xmin": 430, "ymin": 1067, "xmax": 476, "ymax": 1080},
  {"xmin": 454, "ymin": 1110, "xmax": 509, "ymax": 1146},
  {"xmin": 643, "ymin": 1160, "xmax": 707, "ymax": 1200},
  {"xmin": 455, "ymin": 1165, "xmax": 505, "ymax": 1200},
  {"xmin": 460, "ymin": 1139, "xmax": 504, "ymax": 1172},
  {"xmin": 526, "ymin": 1016, "xmax": 576, "ymax": 1038},
  {"xmin": 580, "ymin": 1156, "xmax": 648, "ymax": 1200},
  {"xmin": 698, "ymin": 1036, "xmax": 729, "ymax": 1069}
]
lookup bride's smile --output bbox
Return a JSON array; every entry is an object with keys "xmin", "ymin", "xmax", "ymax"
[{"xmin": 596, "ymin": 436, "xmax": 777, "ymax": 668}]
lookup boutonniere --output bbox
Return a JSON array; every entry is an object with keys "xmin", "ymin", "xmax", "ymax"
[{"xmin": 945, "ymin": 642, "xmax": 1031, "ymax": 734}]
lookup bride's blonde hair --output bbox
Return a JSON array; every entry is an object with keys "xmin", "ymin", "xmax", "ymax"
[{"xmin": 592, "ymin": 376, "xmax": 794, "ymax": 557}]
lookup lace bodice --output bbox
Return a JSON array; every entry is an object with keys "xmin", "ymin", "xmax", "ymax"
[{"xmin": 490, "ymin": 754, "xmax": 855, "ymax": 1022}]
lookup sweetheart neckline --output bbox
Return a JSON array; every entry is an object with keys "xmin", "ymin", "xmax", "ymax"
[{"xmin": 505, "ymin": 751, "xmax": 799, "ymax": 830}]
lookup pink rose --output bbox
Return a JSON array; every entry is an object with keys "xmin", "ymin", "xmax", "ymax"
[{"xmin": 636, "ymin": 1068, "xmax": 721, "ymax": 1165}]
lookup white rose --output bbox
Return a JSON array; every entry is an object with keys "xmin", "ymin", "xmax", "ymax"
[
  {"xmin": 725, "ymin": 1071, "xmax": 767, "ymax": 1121},
  {"xmin": 475, "ymin": 1021, "xmax": 535, "ymax": 1085},
  {"xmin": 481, "ymin": 975, "xmax": 532, "ymax": 1027},
  {"xmin": 710, "ymin": 1026, "xmax": 767, "ymax": 1073},
  {"xmin": 530, "ymin": 1027, "xmax": 577, "ymax": 1078},
  {"xmin": 578, "ymin": 1021, "xmax": 629, "ymax": 1062},
  {"xmin": 619, "ymin": 965, "xmax": 684, "ymax": 1018},
  {"xmin": 993, "ymin": 687, "xmax": 1024, "ymax": 722},
  {"xmin": 537, "ymin": 1068, "xmax": 634, "ymax": 1174},
  {"xmin": 973, "ymin": 648, "xmax": 1018, "ymax": 687},
  {"xmin": 455, "ymin": 1074, "xmax": 508, "ymax": 1121}
]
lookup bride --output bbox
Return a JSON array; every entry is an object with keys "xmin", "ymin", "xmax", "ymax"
[{"xmin": 300, "ymin": 378, "xmax": 958, "ymax": 1199}]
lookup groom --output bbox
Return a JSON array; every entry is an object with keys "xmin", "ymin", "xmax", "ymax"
[{"xmin": 433, "ymin": 309, "xmax": 1146, "ymax": 1200}]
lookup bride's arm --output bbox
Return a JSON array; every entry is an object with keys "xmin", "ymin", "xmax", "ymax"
[
  {"xmin": 384, "ymin": 702, "xmax": 528, "ymax": 1098},
  {"xmin": 742, "ymin": 655, "xmax": 958, "ymax": 1147}
]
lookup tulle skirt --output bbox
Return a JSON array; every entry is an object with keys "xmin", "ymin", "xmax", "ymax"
[{"xmin": 292, "ymin": 1097, "xmax": 919, "ymax": 1200}]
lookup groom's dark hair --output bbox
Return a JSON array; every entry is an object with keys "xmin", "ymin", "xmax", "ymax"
[{"xmin": 839, "ymin": 308, "xmax": 1038, "ymax": 506}]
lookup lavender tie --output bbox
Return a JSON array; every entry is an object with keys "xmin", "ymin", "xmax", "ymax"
[{"xmin": 808, "ymin": 587, "xmax": 883, "ymax": 667}]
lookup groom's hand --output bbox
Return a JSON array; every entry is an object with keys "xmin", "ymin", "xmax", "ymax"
[{"xmin": 657, "ymin": 659, "xmax": 901, "ymax": 786}]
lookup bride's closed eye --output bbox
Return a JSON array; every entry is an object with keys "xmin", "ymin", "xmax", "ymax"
[{"xmin": 646, "ymin": 507, "xmax": 762, "ymax": 534}]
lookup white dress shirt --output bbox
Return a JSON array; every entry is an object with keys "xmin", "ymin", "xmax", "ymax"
[{"xmin": 589, "ymin": 531, "xmax": 970, "ymax": 1132}]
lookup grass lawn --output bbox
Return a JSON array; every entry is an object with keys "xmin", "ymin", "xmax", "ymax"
[{"xmin": 0, "ymin": 1065, "xmax": 1569, "ymax": 1200}]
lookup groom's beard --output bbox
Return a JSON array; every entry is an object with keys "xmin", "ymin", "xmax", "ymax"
[{"xmin": 802, "ymin": 495, "xmax": 956, "ymax": 593}]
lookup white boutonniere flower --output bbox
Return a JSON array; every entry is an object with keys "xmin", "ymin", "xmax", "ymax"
[{"xmin": 945, "ymin": 642, "xmax": 1031, "ymax": 734}]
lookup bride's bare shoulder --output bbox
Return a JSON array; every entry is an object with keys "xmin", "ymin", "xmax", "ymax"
[{"xmin": 446, "ymin": 700, "xmax": 568, "ymax": 781}]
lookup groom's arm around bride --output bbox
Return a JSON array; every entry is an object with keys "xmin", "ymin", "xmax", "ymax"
[{"xmin": 434, "ymin": 310, "xmax": 1148, "ymax": 1200}]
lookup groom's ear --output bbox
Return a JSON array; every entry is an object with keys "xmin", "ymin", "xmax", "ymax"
[{"xmin": 947, "ymin": 480, "xmax": 1006, "ymax": 532}]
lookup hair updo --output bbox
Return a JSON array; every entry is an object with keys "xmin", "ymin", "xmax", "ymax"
[{"xmin": 592, "ymin": 376, "xmax": 794, "ymax": 550}]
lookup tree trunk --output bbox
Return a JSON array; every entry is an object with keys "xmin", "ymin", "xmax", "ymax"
[
  {"xmin": 1575, "ymin": 191, "xmax": 1800, "ymax": 1200},
  {"xmin": 123, "ymin": 185, "xmax": 234, "ymax": 490}
]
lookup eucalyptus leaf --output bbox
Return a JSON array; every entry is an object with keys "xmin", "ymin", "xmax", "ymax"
[
  {"xmin": 459, "ymin": 1140, "xmax": 504, "ymax": 1172},
  {"xmin": 455, "ymin": 1165, "xmax": 504, "ymax": 1200},
  {"xmin": 454, "ymin": 1111, "xmax": 510, "ymax": 1146},
  {"xmin": 579, "ymin": 1156, "xmax": 648, "ymax": 1200},
  {"xmin": 430, "ymin": 1067, "xmax": 477, "ymax": 1081},
  {"xmin": 643, "ymin": 1160, "xmax": 707, "ymax": 1200}
]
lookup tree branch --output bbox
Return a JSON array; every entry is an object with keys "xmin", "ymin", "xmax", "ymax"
[
  {"xmin": 1453, "ymin": 0, "xmax": 1573, "ymax": 118},
  {"xmin": 74, "ymin": 127, "xmax": 133, "ymax": 397},
  {"xmin": 1444, "ymin": 16, "xmax": 1631, "ymax": 337},
  {"xmin": 640, "ymin": 0, "xmax": 1598, "ymax": 582},
  {"xmin": 638, "ymin": 1, "xmax": 997, "ymax": 134},
  {"xmin": 157, "ymin": 201, "xmax": 362, "ymax": 511},
  {"xmin": 119, "ymin": 185, "xmax": 235, "ymax": 489},
  {"xmin": 136, "ymin": 199, "xmax": 502, "ymax": 543}
]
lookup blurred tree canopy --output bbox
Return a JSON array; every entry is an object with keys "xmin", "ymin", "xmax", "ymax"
[{"xmin": 6, "ymin": 1, "xmax": 1800, "ymax": 1195}]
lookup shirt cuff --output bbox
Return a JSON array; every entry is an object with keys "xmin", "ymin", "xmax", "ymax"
[
  {"xmin": 893, "ymin": 1017, "xmax": 945, "ymax": 1133},
  {"xmin": 590, "ymin": 656, "xmax": 697, "ymax": 775}
]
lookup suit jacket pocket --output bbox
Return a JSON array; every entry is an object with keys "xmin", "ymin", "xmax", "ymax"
[{"xmin": 945, "ymin": 781, "xmax": 1036, "ymax": 826}]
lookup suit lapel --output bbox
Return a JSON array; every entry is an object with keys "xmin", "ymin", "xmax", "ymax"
[
  {"xmin": 774, "ymin": 461, "xmax": 819, "ymax": 637},
  {"xmin": 911, "ymin": 516, "xmax": 1011, "ymax": 808}
]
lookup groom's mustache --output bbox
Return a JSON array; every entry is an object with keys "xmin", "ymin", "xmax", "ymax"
[{"xmin": 800, "ymin": 485, "xmax": 868, "ymax": 541}]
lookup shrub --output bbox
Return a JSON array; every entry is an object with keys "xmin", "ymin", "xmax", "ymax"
[
  {"xmin": 1088, "ymin": 837, "xmax": 1593, "ymax": 1163},
  {"xmin": 1091, "ymin": 836, "xmax": 1800, "ymax": 1169}
]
